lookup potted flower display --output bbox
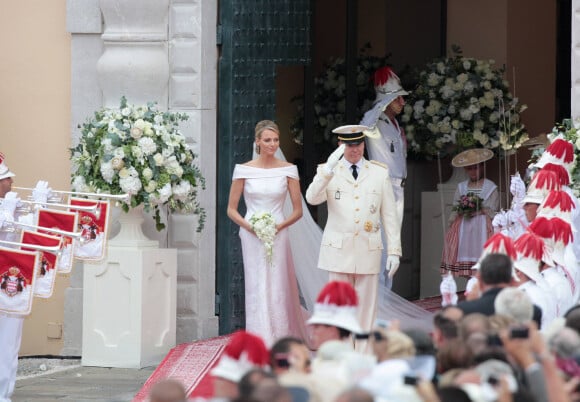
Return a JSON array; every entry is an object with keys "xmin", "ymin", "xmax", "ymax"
[
  {"xmin": 402, "ymin": 48, "xmax": 529, "ymax": 159},
  {"xmin": 69, "ymin": 97, "xmax": 206, "ymax": 232}
]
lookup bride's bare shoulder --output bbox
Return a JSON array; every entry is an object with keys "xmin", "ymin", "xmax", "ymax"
[{"xmin": 242, "ymin": 160, "xmax": 259, "ymax": 167}]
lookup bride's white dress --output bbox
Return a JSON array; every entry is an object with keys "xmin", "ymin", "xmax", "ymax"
[{"xmin": 233, "ymin": 164, "xmax": 309, "ymax": 346}]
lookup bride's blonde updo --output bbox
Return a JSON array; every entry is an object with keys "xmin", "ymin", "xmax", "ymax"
[{"xmin": 255, "ymin": 120, "xmax": 280, "ymax": 154}]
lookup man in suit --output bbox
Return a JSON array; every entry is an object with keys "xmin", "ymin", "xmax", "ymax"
[
  {"xmin": 305, "ymin": 125, "xmax": 402, "ymax": 334},
  {"xmin": 457, "ymin": 253, "xmax": 542, "ymax": 328}
]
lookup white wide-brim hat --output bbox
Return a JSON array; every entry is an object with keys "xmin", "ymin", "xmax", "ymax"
[{"xmin": 306, "ymin": 303, "xmax": 363, "ymax": 334}]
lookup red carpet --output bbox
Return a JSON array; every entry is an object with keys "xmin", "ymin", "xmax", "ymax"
[
  {"xmin": 133, "ymin": 296, "xmax": 446, "ymax": 400},
  {"xmin": 132, "ymin": 334, "xmax": 232, "ymax": 402}
]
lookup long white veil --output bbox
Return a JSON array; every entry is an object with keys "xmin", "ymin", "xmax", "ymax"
[{"xmin": 274, "ymin": 149, "xmax": 434, "ymax": 333}]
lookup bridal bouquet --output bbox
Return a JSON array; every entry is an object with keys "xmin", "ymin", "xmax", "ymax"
[
  {"xmin": 249, "ymin": 212, "xmax": 277, "ymax": 265},
  {"xmin": 402, "ymin": 48, "xmax": 528, "ymax": 159},
  {"xmin": 453, "ymin": 193, "xmax": 484, "ymax": 218},
  {"xmin": 69, "ymin": 97, "xmax": 206, "ymax": 231}
]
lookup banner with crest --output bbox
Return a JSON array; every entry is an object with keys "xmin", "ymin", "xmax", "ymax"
[
  {"xmin": 37, "ymin": 209, "xmax": 78, "ymax": 274},
  {"xmin": 20, "ymin": 230, "xmax": 61, "ymax": 298},
  {"xmin": 70, "ymin": 197, "xmax": 110, "ymax": 262},
  {"xmin": 0, "ymin": 246, "xmax": 38, "ymax": 315}
]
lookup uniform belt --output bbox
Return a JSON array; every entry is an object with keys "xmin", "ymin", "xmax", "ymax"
[{"xmin": 390, "ymin": 177, "xmax": 406, "ymax": 187}]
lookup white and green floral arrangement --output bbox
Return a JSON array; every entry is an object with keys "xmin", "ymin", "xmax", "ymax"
[
  {"xmin": 402, "ymin": 47, "xmax": 528, "ymax": 159},
  {"xmin": 69, "ymin": 97, "xmax": 206, "ymax": 231},
  {"xmin": 291, "ymin": 44, "xmax": 391, "ymax": 158},
  {"xmin": 530, "ymin": 118, "xmax": 580, "ymax": 196}
]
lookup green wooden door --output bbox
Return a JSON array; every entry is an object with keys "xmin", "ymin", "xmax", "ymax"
[{"xmin": 216, "ymin": 0, "xmax": 311, "ymax": 334}]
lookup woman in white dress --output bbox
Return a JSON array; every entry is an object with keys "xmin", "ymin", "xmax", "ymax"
[{"xmin": 227, "ymin": 120, "xmax": 309, "ymax": 346}]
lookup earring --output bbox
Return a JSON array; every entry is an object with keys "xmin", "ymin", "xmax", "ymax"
[{"xmin": 255, "ymin": 144, "xmax": 260, "ymax": 154}]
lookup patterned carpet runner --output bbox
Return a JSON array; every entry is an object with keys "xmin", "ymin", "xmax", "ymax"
[{"xmin": 133, "ymin": 295, "xmax": 445, "ymax": 401}]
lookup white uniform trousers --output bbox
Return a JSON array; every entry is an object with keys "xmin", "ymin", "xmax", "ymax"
[
  {"xmin": 390, "ymin": 182, "xmax": 405, "ymax": 228},
  {"xmin": 0, "ymin": 314, "xmax": 24, "ymax": 402},
  {"xmin": 328, "ymin": 272, "xmax": 378, "ymax": 333}
]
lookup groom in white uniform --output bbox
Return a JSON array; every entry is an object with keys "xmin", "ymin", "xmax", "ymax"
[
  {"xmin": 305, "ymin": 125, "xmax": 402, "ymax": 335},
  {"xmin": 0, "ymin": 154, "xmax": 21, "ymax": 402}
]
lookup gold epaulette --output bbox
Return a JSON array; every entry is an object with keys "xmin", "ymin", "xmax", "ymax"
[{"xmin": 370, "ymin": 160, "xmax": 388, "ymax": 169}]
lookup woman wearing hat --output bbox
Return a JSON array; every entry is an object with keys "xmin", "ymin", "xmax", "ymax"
[{"xmin": 440, "ymin": 149, "xmax": 499, "ymax": 286}]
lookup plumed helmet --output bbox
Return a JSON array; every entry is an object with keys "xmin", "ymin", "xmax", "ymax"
[
  {"xmin": 210, "ymin": 331, "xmax": 270, "ymax": 383},
  {"xmin": 306, "ymin": 280, "xmax": 362, "ymax": 334},
  {"xmin": 534, "ymin": 135, "xmax": 575, "ymax": 171},
  {"xmin": 472, "ymin": 233, "xmax": 516, "ymax": 270},
  {"xmin": 513, "ymin": 232, "xmax": 546, "ymax": 284}
]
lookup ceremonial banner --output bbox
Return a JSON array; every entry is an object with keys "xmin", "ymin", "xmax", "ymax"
[
  {"xmin": 0, "ymin": 246, "xmax": 38, "ymax": 315},
  {"xmin": 20, "ymin": 230, "xmax": 60, "ymax": 298},
  {"xmin": 69, "ymin": 197, "xmax": 110, "ymax": 262},
  {"xmin": 37, "ymin": 209, "xmax": 78, "ymax": 274}
]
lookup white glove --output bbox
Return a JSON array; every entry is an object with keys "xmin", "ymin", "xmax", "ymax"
[
  {"xmin": 32, "ymin": 180, "xmax": 53, "ymax": 204},
  {"xmin": 363, "ymin": 127, "xmax": 381, "ymax": 139},
  {"xmin": 440, "ymin": 273, "xmax": 458, "ymax": 306},
  {"xmin": 386, "ymin": 255, "xmax": 400, "ymax": 278},
  {"xmin": 0, "ymin": 191, "xmax": 20, "ymax": 218},
  {"xmin": 324, "ymin": 144, "xmax": 345, "ymax": 174}
]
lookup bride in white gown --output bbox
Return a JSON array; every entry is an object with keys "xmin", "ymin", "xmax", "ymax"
[
  {"xmin": 228, "ymin": 120, "xmax": 433, "ymax": 347},
  {"xmin": 227, "ymin": 120, "xmax": 310, "ymax": 346}
]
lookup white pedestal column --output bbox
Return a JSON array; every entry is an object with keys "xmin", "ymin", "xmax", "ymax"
[
  {"xmin": 82, "ymin": 208, "xmax": 176, "ymax": 368},
  {"xmin": 420, "ymin": 166, "xmax": 467, "ymax": 298}
]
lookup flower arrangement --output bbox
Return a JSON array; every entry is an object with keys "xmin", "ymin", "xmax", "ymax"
[
  {"xmin": 452, "ymin": 193, "xmax": 484, "ymax": 218},
  {"xmin": 69, "ymin": 97, "xmax": 206, "ymax": 232},
  {"xmin": 249, "ymin": 212, "xmax": 277, "ymax": 265},
  {"xmin": 291, "ymin": 44, "xmax": 391, "ymax": 157},
  {"xmin": 402, "ymin": 48, "xmax": 528, "ymax": 159}
]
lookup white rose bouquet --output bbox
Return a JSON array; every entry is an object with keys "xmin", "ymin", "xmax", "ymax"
[
  {"xmin": 69, "ymin": 97, "xmax": 206, "ymax": 231},
  {"xmin": 249, "ymin": 212, "xmax": 277, "ymax": 266},
  {"xmin": 402, "ymin": 48, "xmax": 528, "ymax": 159}
]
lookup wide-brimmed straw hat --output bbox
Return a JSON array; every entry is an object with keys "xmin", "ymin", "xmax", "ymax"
[{"xmin": 451, "ymin": 148, "xmax": 494, "ymax": 168}]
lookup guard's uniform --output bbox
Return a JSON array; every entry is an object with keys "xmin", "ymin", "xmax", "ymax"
[{"xmin": 366, "ymin": 117, "xmax": 406, "ymax": 226}]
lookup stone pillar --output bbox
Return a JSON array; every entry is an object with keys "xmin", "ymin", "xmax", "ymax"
[
  {"xmin": 66, "ymin": 0, "xmax": 219, "ymax": 355},
  {"xmin": 167, "ymin": 0, "xmax": 219, "ymax": 342},
  {"xmin": 97, "ymin": 0, "xmax": 170, "ymax": 107},
  {"xmin": 64, "ymin": 0, "xmax": 104, "ymax": 356}
]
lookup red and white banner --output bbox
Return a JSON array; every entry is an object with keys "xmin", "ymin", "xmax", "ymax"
[
  {"xmin": 69, "ymin": 197, "xmax": 110, "ymax": 262},
  {"xmin": 37, "ymin": 209, "xmax": 78, "ymax": 274},
  {"xmin": 20, "ymin": 230, "xmax": 61, "ymax": 298},
  {"xmin": 0, "ymin": 246, "xmax": 38, "ymax": 315}
]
